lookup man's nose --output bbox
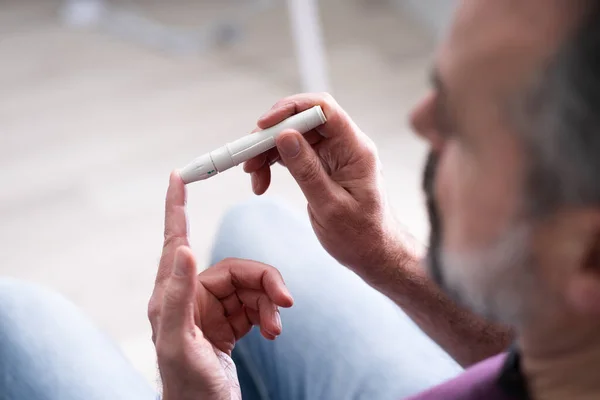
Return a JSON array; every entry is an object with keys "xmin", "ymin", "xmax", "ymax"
[{"xmin": 410, "ymin": 91, "xmax": 444, "ymax": 152}]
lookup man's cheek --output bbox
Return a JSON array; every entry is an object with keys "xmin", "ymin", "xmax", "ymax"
[
  {"xmin": 434, "ymin": 148, "xmax": 476, "ymax": 255},
  {"xmin": 425, "ymin": 143, "xmax": 486, "ymax": 256}
]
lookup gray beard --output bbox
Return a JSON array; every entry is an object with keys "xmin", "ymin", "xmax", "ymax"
[{"xmin": 439, "ymin": 222, "xmax": 535, "ymax": 328}]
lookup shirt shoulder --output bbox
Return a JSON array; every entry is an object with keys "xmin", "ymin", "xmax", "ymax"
[{"xmin": 404, "ymin": 353, "xmax": 517, "ymax": 400}]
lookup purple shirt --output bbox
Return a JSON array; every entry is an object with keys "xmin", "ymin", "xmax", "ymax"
[{"xmin": 406, "ymin": 353, "xmax": 523, "ymax": 400}]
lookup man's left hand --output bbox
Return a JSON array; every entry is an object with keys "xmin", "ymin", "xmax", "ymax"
[{"xmin": 148, "ymin": 172, "xmax": 294, "ymax": 400}]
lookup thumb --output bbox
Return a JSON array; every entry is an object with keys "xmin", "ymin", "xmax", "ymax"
[
  {"xmin": 160, "ymin": 246, "xmax": 198, "ymax": 336},
  {"xmin": 276, "ymin": 129, "xmax": 337, "ymax": 207}
]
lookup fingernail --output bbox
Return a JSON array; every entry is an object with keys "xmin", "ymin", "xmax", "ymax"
[
  {"xmin": 278, "ymin": 134, "xmax": 300, "ymax": 158},
  {"xmin": 275, "ymin": 310, "xmax": 282, "ymax": 331},
  {"xmin": 262, "ymin": 329, "xmax": 277, "ymax": 340},
  {"xmin": 251, "ymin": 173, "xmax": 259, "ymax": 192},
  {"xmin": 173, "ymin": 250, "xmax": 187, "ymax": 277}
]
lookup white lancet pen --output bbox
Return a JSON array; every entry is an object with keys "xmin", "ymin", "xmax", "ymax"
[{"xmin": 179, "ymin": 105, "xmax": 327, "ymax": 184}]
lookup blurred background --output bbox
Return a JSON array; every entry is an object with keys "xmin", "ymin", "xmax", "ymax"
[{"xmin": 0, "ymin": 0, "xmax": 455, "ymax": 387}]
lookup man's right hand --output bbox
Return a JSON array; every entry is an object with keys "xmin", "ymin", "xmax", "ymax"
[
  {"xmin": 245, "ymin": 93, "xmax": 514, "ymax": 368},
  {"xmin": 244, "ymin": 93, "xmax": 408, "ymax": 281}
]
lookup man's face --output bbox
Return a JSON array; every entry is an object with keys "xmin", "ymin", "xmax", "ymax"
[{"xmin": 410, "ymin": 0, "xmax": 578, "ymax": 324}]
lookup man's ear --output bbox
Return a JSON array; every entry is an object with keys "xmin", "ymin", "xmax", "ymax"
[{"xmin": 536, "ymin": 208, "xmax": 600, "ymax": 316}]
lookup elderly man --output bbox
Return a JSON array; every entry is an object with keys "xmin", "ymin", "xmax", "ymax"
[{"xmin": 2, "ymin": 0, "xmax": 600, "ymax": 399}]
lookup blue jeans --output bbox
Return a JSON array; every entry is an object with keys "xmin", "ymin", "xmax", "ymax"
[{"xmin": 0, "ymin": 198, "xmax": 462, "ymax": 400}]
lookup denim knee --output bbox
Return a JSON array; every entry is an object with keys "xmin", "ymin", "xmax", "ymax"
[
  {"xmin": 217, "ymin": 196, "xmax": 295, "ymax": 233},
  {"xmin": 0, "ymin": 277, "xmax": 68, "ymax": 324}
]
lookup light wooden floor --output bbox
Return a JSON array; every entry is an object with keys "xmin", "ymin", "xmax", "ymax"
[{"xmin": 0, "ymin": 0, "xmax": 434, "ymax": 384}]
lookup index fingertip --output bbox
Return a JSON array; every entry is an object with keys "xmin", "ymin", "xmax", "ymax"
[
  {"xmin": 169, "ymin": 171, "xmax": 187, "ymax": 194},
  {"xmin": 166, "ymin": 169, "xmax": 187, "ymax": 207},
  {"xmin": 170, "ymin": 169, "xmax": 183, "ymax": 184}
]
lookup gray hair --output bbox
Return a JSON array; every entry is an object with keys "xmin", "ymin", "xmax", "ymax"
[{"xmin": 518, "ymin": 4, "xmax": 600, "ymax": 217}]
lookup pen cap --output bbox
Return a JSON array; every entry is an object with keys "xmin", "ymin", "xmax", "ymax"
[
  {"xmin": 300, "ymin": 105, "xmax": 327, "ymax": 131},
  {"xmin": 226, "ymin": 105, "xmax": 328, "ymax": 160},
  {"xmin": 249, "ymin": 105, "xmax": 326, "ymax": 140},
  {"xmin": 257, "ymin": 105, "xmax": 326, "ymax": 138}
]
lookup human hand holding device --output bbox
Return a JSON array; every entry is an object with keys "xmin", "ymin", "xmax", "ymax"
[
  {"xmin": 243, "ymin": 94, "xmax": 515, "ymax": 369},
  {"xmin": 244, "ymin": 93, "xmax": 407, "ymax": 281},
  {"xmin": 179, "ymin": 106, "xmax": 326, "ymax": 184},
  {"xmin": 149, "ymin": 172, "xmax": 294, "ymax": 400}
]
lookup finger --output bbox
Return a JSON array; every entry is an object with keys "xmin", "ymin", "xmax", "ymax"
[
  {"xmin": 243, "ymin": 153, "xmax": 267, "ymax": 173},
  {"xmin": 246, "ymin": 307, "xmax": 260, "ymax": 325},
  {"xmin": 156, "ymin": 171, "xmax": 189, "ymax": 289},
  {"xmin": 237, "ymin": 289, "xmax": 282, "ymax": 337},
  {"xmin": 305, "ymin": 130, "xmax": 323, "ymax": 145},
  {"xmin": 243, "ymin": 148, "xmax": 279, "ymax": 173},
  {"xmin": 200, "ymin": 258, "xmax": 294, "ymax": 307},
  {"xmin": 262, "ymin": 330, "xmax": 277, "ymax": 341},
  {"xmin": 242, "ymin": 126, "xmax": 273, "ymax": 174},
  {"xmin": 276, "ymin": 129, "xmax": 341, "ymax": 209},
  {"xmin": 258, "ymin": 93, "xmax": 357, "ymax": 140},
  {"xmin": 244, "ymin": 131, "xmax": 320, "ymax": 175},
  {"xmin": 251, "ymin": 165, "xmax": 271, "ymax": 196},
  {"xmin": 245, "ymin": 308, "xmax": 275, "ymax": 340},
  {"xmin": 221, "ymin": 292, "xmax": 243, "ymax": 317},
  {"xmin": 160, "ymin": 246, "xmax": 198, "ymax": 337},
  {"xmin": 269, "ymin": 155, "xmax": 281, "ymax": 166},
  {"xmin": 227, "ymin": 306, "xmax": 252, "ymax": 340}
]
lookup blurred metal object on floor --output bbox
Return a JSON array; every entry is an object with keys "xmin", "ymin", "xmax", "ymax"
[
  {"xmin": 59, "ymin": 0, "xmax": 330, "ymax": 92},
  {"xmin": 286, "ymin": 0, "xmax": 329, "ymax": 92},
  {"xmin": 58, "ymin": 0, "xmax": 269, "ymax": 54}
]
